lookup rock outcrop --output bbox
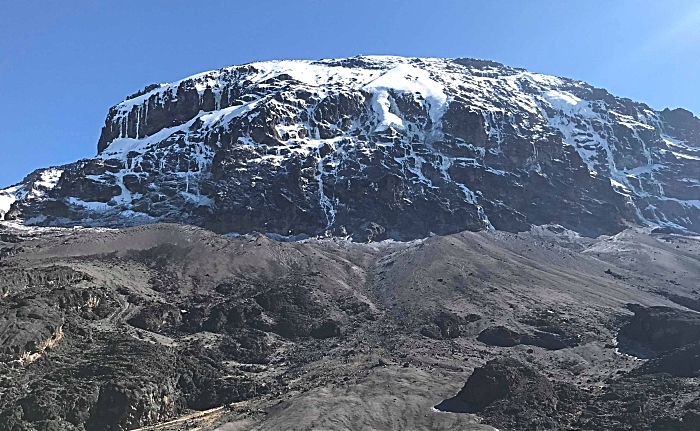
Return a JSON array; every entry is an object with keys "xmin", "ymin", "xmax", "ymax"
[
  {"xmin": 1, "ymin": 56, "xmax": 699, "ymax": 239},
  {"xmin": 619, "ymin": 304, "xmax": 700, "ymax": 354}
]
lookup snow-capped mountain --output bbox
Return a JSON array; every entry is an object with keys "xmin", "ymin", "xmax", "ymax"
[{"xmin": 1, "ymin": 56, "xmax": 699, "ymax": 240}]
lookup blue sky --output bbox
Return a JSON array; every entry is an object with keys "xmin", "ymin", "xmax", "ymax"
[{"xmin": 1, "ymin": 0, "xmax": 699, "ymax": 187}]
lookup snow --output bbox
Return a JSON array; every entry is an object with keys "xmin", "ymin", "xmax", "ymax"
[
  {"xmin": 5, "ymin": 56, "xmax": 699, "ymax": 234},
  {"xmin": 106, "ymin": 57, "xmax": 450, "ymax": 143},
  {"xmin": 662, "ymin": 135, "xmax": 688, "ymax": 148},
  {"xmin": 179, "ymin": 191, "xmax": 213, "ymax": 207},
  {"xmin": 0, "ymin": 168, "xmax": 63, "ymax": 219},
  {"xmin": 0, "ymin": 192, "xmax": 17, "ymax": 218},
  {"xmin": 671, "ymin": 151, "xmax": 700, "ymax": 161},
  {"xmin": 362, "ymin": 63, "xmax": 448, "ymax": 132},
  {"xmin": 35, "ymin": 169, "xmax": 63, "ymax": 191},
  {"xmin": 610, "ymin": 179, "xmax": 632, "ymax": 196},
  {"xmin": 197, "ymin": 100, "xmax": 261, "ymax": 129},
  {"xmin": 660, "ymin": 135, "xmax": 700, "ymax": 160},
  {"xmin": 368, "ymin": 89, "xmax": 405, "ymax": 132},
  {"xmin": 67, "ymin": 197, "xmax": 111, "ymax": 211},
  {"xmin": 101, "ymin": 121, "xmax": 191, "ymax": 158},
  {"xmin": 543, "ymin": 90, "xmax": 582, "ymax": 110},
  {"xmin": 96, "ymin": 56, "xmax": 700, "ymax": 235},
  {"xmin": 0, "ymin": 185, "xmax": 22, "ymax": 218}
]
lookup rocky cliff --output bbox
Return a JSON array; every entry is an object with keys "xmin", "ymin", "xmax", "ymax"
[{"xmin": 1, "ymin": 56, "xmax": 699, "ymax": 240}]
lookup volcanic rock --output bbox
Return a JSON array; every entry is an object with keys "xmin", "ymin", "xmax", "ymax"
[
  {"xmin": 619, "ymin": 304, "xmax": 700, "ymax": 353},
  {"xmin": 2, "ymin": 56, "xmax": 699, "ymax": 239}
]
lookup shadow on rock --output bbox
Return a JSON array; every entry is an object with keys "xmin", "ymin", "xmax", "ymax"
[
  {"xmin": 477, "ymin": 325, "xmax": 580, "ymax": 350},
  {"xmin": 435, "ymin": 357, "xmax": 583, "ymax": 430},
  {"xmin": 617, "ymin": 304, "xmax": 700, "ymax": 359}
]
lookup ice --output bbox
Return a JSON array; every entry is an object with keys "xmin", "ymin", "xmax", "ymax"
[
  {"xmin": 4, "ymin": 56, "xmax": 699, "ymax": 234},
  {"xmin": 179, "ymin": 191, "xmax": 213, "ymax": 207},
  {"xmin": 101, "ymin": 121, "xmax": 192, "ymax": 158},
  {"xmin": 67, "ymin": 197, "xmax": 111, "ymax": 211},
  {"xmin": 671, "ymin": 152, "xmax": 700, "ymax": 161},
  {"xmin": 197, "ymin": 100, "xmax": 261, "ymax": 129},
  {"xmin": 368, "ymin": 89, "xmax": 405, "ymax": 132},
  {"xmin": 543, "ymin": 90, "xmax": 582, "ymax": 111},
  {"xmin": 0, "ymin": 188, "xmax": 19, "ymax": 218},
  {"xmin": 35, "ymin": 169, "xmax": 63, "ymax": 191},
  {"xmin": 0, "ymin": 168, "xmax": 63, "ymax": 219},
  {"xmin": 363, "ymin": 63, "xmax": 448, "ymax": 131}
]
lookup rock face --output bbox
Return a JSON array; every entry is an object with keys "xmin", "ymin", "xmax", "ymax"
[
  {"xmin": 619, "ymin": 304, "xmax": 700, "ymax": 353},
  {"xmin": 436, "ymin": 357, "xmax": 584, "ymax": 429},
  {"xmin": 439, "ymin": 356, "xmax": 700, "ymax": 431},
  {"xmin": 478, "ymin": 325, "xmax": 580, "ymax": 350},
  {"xmin": 453, "ymin": 358, "xmax": 560, "ymax": 412},
  {"xmin": 1, "ymin": 56, "xmax": 700, "ymax": 239},
  {"xmin": 638, "ymin": 341, "xmax": 700, "ymax": 377}
]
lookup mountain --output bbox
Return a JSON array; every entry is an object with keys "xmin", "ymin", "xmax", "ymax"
[{"xmin": 1, "ymin": 56, "xmax": 699, "ymax": 240}]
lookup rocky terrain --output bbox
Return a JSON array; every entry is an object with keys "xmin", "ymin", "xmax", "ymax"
[
  {"xmin": 1, "ymin": 56, "xmax": 699, "ymax": 239},
  {"xmin": 0, "ymin": 221, "xmax": 698, "ymax": 430},
  {"xmin": 1, "ymin": 55, "xmax": 700, "ymax": 430}
]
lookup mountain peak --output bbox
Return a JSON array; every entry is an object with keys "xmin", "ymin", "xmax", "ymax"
[{"xmin": 1, "ymin": 55, "xmax": 698, "ymax": 240}]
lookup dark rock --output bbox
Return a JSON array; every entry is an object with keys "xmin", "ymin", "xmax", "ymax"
[
  {"xmin": 5, "ymin": 56, "xmax": 699, "ymax": 239},
  {"xmin": 311, "ymin": 320, "xmax": 342, "ymax": 339},
  {"xmin": 419, "ymin": 324, "xmax": 443, "ymax": 340},
  {"xmin": 682, "ymin": 411, "xmax": 700, "ymax": 430},
  {"xmin": 619, "ymin": 304, "xmax": 700, "ymax": 353},
  {"xmin": 436, "ymin": 357, "xmax": 584, "ymax": 429},
  {"xmin": 453, "ymin": 358, "xmax": 558, "ymax": 411},
  {"xmin": 127, "ymin": 303, "xmax": 182, "ymax": 332},
  {"xmin": 85, "ymin": 379, "xmax": 182, "ymax": 431},
  {"xmin": 522, "ymin": 330, "xmax": 580, "ymax": 350},
  {"xmin": 478, "ymin": 324, "xmax": 579, "ymax": 350},
  {"xmin": 433, "ymin": 311, "xmax": 464, "ymax": 339},
  {"xmin": 637, "ymin": 341, "xmax": 700, "ymax": 377},
  {"xmin": 464, "ymin": 313, "xmax": 482, "ymax": 323},
  {"xmin": 663, "ymin": 294, "xmax": 700, "ymax": 313},
  {"xmin": 477, "ymin": 326, "xmax": 522, "ymax": 347}
]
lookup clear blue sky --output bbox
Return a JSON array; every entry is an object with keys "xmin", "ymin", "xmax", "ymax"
[{"xmin": 2, "ymin": 0, "xmax": 699, "ymax": 187}]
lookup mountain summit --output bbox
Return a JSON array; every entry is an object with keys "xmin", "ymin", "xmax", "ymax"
[{"xmin": 1, "ymin": 56, "xmax": 699, "ymax": 239}]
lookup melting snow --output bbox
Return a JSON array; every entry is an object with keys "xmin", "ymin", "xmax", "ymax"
[
  {"xmin": 67, "ymin": 197, "xmax": 111, "ymax": 211},
  {"xmin": 0, "ymin": 187, "xmax": 19, "ymax": 218},
  {"xmin": 0, "ymin": 168, "xmax": 63, "ymax": 219},
  {"xmin": 101, "ymin": 122, "xmax": 192, "ymax": 158},
  {"xmin": 363, "ymin": 63, "xmax": 448, "ymax": 132},
  {"xmin": 5, "ymin": 56, "xmax": 699, "ymax": 233}
]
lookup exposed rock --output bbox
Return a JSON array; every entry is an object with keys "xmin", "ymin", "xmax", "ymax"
[
  {"xmin": 310, "ymin": 319, "xmax": 342, "ymax": 339},
  {"xmin": 1, "ymin": 222, "xmax": 699, "ymax": 431},
  {"xmin": 522, "ymin": 330, "xmax": 580, "ymax": 350},
  {"xmin": 637, "ymin": 341, "xmax": 700, "ymax": 377},
  {"xmin": 439, "ymin": 357, "xmax": 700, "ymax": 431},
  {"xmin": 419, "ymin": 324, "xmax": 443, "ymax": 340},
  {"xmin": 127, "ymin": 303, "xmax": 182, "ymax": 332},
  {"xmin": 663, "ymin": 293, "xmax": 700, "ymax": 313},
  {"xmin": 477, "ymin": 325, "xmax": 580, "ymax": 350},
  {"xmin": 433, "ymin": 311, "xmax": 465, "ymax": 339},
  {"xmin": 2, "ymin": 56, "xmax": 699, "ymax": 239},
  {"xmin": 477, "ymin": 326, "xmax": 522, "ymax": 347},
  {"xmin": 619, "ymin": 304, "xmax": 700, "ymax": 354},
  {"xmin": 436, "ymin": 357, "xmax": 583, "ymax": 429},
  {"xmin": 453, "ymin": 358, "xmax": 560, "ymax": 411}
]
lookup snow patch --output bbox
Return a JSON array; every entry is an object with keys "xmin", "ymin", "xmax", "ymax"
[
  {"xmin": 67, "ymin": 197, "xmax": 111, "ymax": 211},
  {"xmin": 363, "ymin": 63, "xmax": 448, "ymax": 132},
  {"xmin": 0, "ymin": 186, "xmax": 21, "ymax": 218}
]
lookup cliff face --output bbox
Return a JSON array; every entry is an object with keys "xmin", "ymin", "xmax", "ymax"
[{"xmin": 2, "ymin": 56, "xmax": 699, "ymax": 240}]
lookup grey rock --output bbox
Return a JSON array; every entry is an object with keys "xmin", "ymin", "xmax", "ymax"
[{"xmin": 1, "ymin": 56, "xmax": 698, "ymax": 239}]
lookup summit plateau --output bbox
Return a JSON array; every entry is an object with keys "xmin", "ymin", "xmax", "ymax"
[{"xmin": 1, "ymin": 55, "xmax": 698, "ymax": 239}]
